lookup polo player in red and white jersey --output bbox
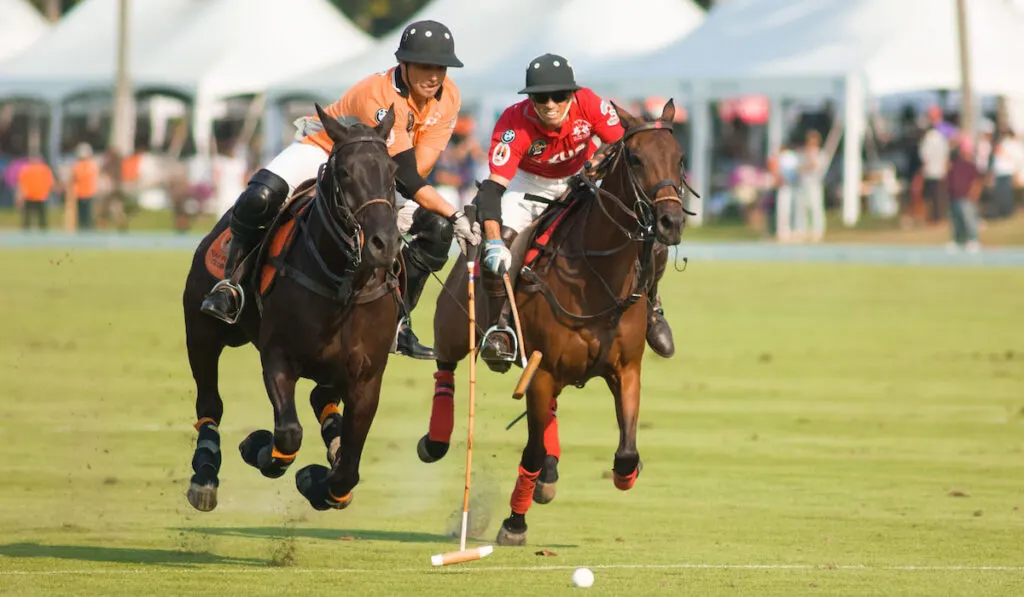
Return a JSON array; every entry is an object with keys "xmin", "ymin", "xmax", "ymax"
[{"xmin": 473, "ymin": 53, "xmax": 676, "ymax": 367}]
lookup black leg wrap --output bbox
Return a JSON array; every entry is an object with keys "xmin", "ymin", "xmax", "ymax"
[{"xmin": 190, "ymin": 423, "xmax": 221, "ymax": 487}]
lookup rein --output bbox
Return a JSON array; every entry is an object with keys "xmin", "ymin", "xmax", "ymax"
[
  {"xmin": 521, "ymin": 119, "xmax": 693, "ymax": 323},
  {"xmin": 286, "ymin": 134, "xmax": 397, "ymax": 303}
]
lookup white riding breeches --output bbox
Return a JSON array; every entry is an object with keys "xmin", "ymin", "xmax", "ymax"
[
  {"xmin": 264, "ymin": 141, "xmax": 418, "ymax": 235},
  {"xmin": 501, "ymin": 170, "xmax": 571, "ymax": 233}
]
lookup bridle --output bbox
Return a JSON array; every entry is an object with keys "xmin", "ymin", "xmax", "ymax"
[
  {"xmin": 307, "ymin": 134, "xmax": 396, "ymax": 272},
  {"xmin": 583, "ymin": 119, "xmax": 698, "ymax": 241}
]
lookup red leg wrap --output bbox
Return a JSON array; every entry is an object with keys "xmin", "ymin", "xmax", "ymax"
[
  {"xmin": 543, "ymin": 404, "xmax": 561, "ymax": 460},
  {"xmin": 427, "ymin": 370, "xmax": 455, "ymax": 443},
  {"xmin": 510, "ymin": 464, "xmax": 541, "ymax": 515}
]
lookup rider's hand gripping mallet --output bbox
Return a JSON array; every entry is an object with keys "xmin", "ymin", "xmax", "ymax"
[{"xmin": 431, "ymin": 205, "xmax": 493, "ymax": 567}]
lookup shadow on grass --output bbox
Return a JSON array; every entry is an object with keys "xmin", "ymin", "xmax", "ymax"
[
  {"xmin": 0, "ymin": 542, "xmax": 265, "ymax": 567},
  {"xmin": 179, "ymin": 527, "xmax": 579, "ymax": 549},
  {"xmin": 179, "ymin": 526, "xmax": 455, "ymax": 545}
]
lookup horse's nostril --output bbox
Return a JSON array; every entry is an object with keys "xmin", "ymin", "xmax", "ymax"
[
  {"xmin": 370, "ymin": 235, "xmax": 386, "ymax": 253},
  {"xmin": 659, "ymin": 214, "xmax": 674, "ymax": 230}
]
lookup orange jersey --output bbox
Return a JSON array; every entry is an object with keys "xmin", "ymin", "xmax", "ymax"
[
  {"xmin": 302, "ymin": 67, "xmax": 460, "ymax": 157},
  {"xmin": 72, "ymin": 158, "xmax": 100, "ymax": 198},
  {"xmin": 18, "ymin": 161, "xmax": 55, "ymax": 201}
]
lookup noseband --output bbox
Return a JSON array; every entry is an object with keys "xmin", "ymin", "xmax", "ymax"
[{"xmin": 311, "ymin": 134, "xmax": 395, "ymax": 269}]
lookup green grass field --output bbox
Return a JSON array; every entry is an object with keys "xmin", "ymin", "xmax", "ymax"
[{"xmin": 0, "ymin": 249, "xmax": 1022, "ymax": 596}]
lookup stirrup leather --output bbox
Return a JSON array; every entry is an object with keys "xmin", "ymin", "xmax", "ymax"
[
  {"xmin": 209, "ymin": 279, "xmax": 245, "ymax": 325},
  {"xmin": 480, "ymin": 325, "xmax": 518, "ymax": 362}
]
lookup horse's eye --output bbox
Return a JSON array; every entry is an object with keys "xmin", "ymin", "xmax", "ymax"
[{"xmin": 628, "ymin": 153, "xmax": 643, "ymax": 167}]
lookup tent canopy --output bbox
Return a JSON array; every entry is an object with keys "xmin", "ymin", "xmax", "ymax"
[
  {"xmin": 455, "ymin": 0, "xmax": 705, "ymax": 99},
  {"xmin": 0, "ymin": 0, "xmax": 51, "ymax": 64},
  {"xmin": 588, "ymin": 0, "xmax": 1024, "ymax": 100},
  {"xmin": 0, "ymin": 0, "xmax": 372, "ymax": 102},
  {"xmin": 269, "ymin": 0, "xmax": 570, "ymax": 100}
]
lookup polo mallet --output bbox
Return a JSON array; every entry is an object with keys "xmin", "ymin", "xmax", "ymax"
[
  {"xmin": 431, "ymin": 204, "xmax": 493, "ymax": 567},
  {"xmin": 502, "ymin": 267, "xmax": 542, "ymax": 400}
]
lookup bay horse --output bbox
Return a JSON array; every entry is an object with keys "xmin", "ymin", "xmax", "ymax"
[
  {"xmin": 428, "ymin": 100, "xmax": 689, "ymax": 545},
  {"xmin": 181, "ymin": 104, "xmax": 402, "ymax": 512}
]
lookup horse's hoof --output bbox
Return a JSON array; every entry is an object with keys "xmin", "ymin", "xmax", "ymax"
[
  {"xmin": 496, "ymin": 522, "xmax": 528, "ymax": 546},
  {"xmin": 417, "ymin": 435, "xmax": 449, "ymax": 463},
  {"xmin": 186, "ymin": 481, "xmax": 218, "ymax": 512},
  {"xmin": 533, "ymin": 480, "xmax": 557, "ymax": 505},
  {"xmin": 296, "ymin": 464, "xmax": 353, "ymax": 511},
  {"xmin": 613, "ymin": 460, "xmax": 642, "ymax": 491},
  {"xmin": 534, "ymin": 455, "xmax": 559, "ymax": 504},
  {"xmin": 239, "ymin": 430, "xmax": 274, "ymax": 469}
]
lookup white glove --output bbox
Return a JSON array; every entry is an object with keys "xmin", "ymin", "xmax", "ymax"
[
  {"xmin": 482, "ymin": 239, "xmax": 513, "ymax": 276},
  {"xmin": 450, "ymin": 211, "xmax": 481, "ymax": 253}
]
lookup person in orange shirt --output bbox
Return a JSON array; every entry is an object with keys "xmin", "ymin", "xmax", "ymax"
[
  {"xmin": 15, "ymin": 156, "xmax": 55, "ymax": 230},
  {"xmin": 70, "ymin": 143, "xmax": 100, "ymax": 230},
  {"xmin": 201, "ymin": 20, "xmax": 480, "ymax": 360}
]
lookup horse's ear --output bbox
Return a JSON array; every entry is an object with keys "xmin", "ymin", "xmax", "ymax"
[
  {"xmin": 661, "ymin": 99, "xmax": 676, "ymax": 123},
  {"xmin": 611, "ymin": 100, "xmax": 638, "ymax": 129},
  {"xmin": 314, "ymin": 103, "xmax": 348, "ymax": 144},
  {"xmin": 375, "ymin": 104, "xmax": 396, "ymax": 140}
]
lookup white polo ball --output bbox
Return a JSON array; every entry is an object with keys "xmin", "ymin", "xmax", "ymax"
[{"xmin": 571, "ymin": 567, "xmax": 594, "ymax": 588}]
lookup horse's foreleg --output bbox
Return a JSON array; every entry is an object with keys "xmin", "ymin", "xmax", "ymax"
[
  {"xmin": 239, "ymin": 354, "xmax": 301, "ymax": 479},
  {"xmin": 310, "ymin": 383, "xmax": 343, "ymax": 466},
  {"xmin": 296, "ymin": 377, "xmax": 382, "ymax": 511},
  {"xmin": 497, "ymin": 367, "xmax": 559, "ymax": 546},
  {"xmin": 185, "ymin": 321, "xmax": 226, "ymax": 512},
  {"xmin": 607, "ymin": 363, "xmax": 642, "ymax": 490},
  {"xmin": 419, "ymin": 258, "xmax": 472, "ymax": 463}
]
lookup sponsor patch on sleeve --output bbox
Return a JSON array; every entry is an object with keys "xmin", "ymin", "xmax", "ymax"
[
  {"xmin": 500, "ymin": 129, "xmax": 516, "ymax": 144},
  {"xmin": 375, "ymin": 108, "xmax": 388, "ymax": 123},
  {"xmin": 491, "ymin": 142, "xmax": 511, "ymax": 167}
]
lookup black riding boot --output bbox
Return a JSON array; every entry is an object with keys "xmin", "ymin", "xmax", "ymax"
[
  {"xmin": 200, "ymin": 229, "xmax": 256, "ymax": 324},
  {"xmin": 479, "ymin": 272, "xmax": 516, "ymax": 372},
  {"xmin": 395, "ymin": 258, "xmax": 435, "ymax": 360},
  {"xmin": 645, "ymin": 243, "xmax": 675, "ymax": 357}
]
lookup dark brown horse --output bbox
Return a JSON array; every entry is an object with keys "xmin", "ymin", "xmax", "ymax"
[
  {"xmin": 182, "ymin": 104, "xmax": 402, "ymax": 512},
  {"xmin": 429, "ymin": 100, "xmax": 689, "ymax": 545}
]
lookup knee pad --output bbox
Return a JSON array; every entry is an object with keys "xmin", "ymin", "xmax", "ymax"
[
  {"xmin": 405, "ymin": 208, "xmax": 454, "ymax": 272},
  {"xmin": 500, "ymin": 225, "xmax": 518, "ymax": 247},
  {"xmin": 231, "ymin": 169, "xmax": 290, "ymax": 236}
]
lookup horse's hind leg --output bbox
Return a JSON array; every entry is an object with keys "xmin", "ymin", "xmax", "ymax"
[
  {"xmin": 309, "ymin": 383, "xmax": 343, "ymax": 466},
  {"xmin": 417, "ymin": 257, "xmax": 473, "ymax": 463},
  {"xmin": 297, "ymin": 376, "xmax": 382, "ymax": 510},
  {"xmin": 497, "ymin": 367, "xmax": 561, "ymax": 546},
  {"xmin": 239, "ymin": 352, "xmax": 302, "ymax": 479},
  {"xmin": 184, "ymin": 317, "xmax": 226, "ymax": 512},
  {"xmin": 606, "ymin": 362, "xmax": 642, "ymax": 491},
  {"xmin": 533, "ymin": 398, "xmax": 561, "ymax": 505}
]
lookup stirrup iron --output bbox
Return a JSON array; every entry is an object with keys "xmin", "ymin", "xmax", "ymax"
[
  {"xmin": 209, "ymin": 279, "xmax": 245, "ymax": 325},
  {"xmin": 481, "ymin": 325, "xmax": 519, "ymax": 362}
]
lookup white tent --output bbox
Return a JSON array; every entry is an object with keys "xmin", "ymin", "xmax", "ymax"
[
  {"xmin": 455, "ymin": 0, "xmax": 705, "ymax": 99},
  {"xmin": 0, "ymin": 0, "xmax": 197, "ymax": 101},
  {"xmin": 0, "ymin": 0, "xmax": 51, "ymax": 63},
  {"xmin": 587, "ymin": 0, "xmax": 1024, "ymax": 225},
  {"xmin": 269, "ymin": 0, "xmax": 569, "ymax": 100}
]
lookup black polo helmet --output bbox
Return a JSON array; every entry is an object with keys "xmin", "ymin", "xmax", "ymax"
[
  {"xmin": 394, "ymin": 20, "xmax": 463, "ymax": 68},
  {"xmin": 518, "ymin": 53, "xmax": 582, "ymax": 94}
]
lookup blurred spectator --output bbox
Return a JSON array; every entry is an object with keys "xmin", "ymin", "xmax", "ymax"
[
  {"xmin": 919, "ymin": 105, "xmax": 950, "ymax": 223},
  {"xmin": 97, "ymin": 148, "xmax": 128, "ymax": 230},
  {"xmin": 946, "ymin": 135, "xmax": 983, "ymax": 253},
  {"xmin": 15, "ymin": 156, "xmax": 55, "ymax": 230},
  {"xmin": 426, "ymin": 116, "xmax": 484, "ymax": 210},
  {"xmin": 69, "ymin": 142, "xmax": 99, "ymax": 230},
  {"xmin": 990, "ymin": 128, "xmax": 1023, "ymax": 220},
  {"xmin": 796, "ymin": 130, "xmax": 827, "ymax": 242},
  {"xmin": 774, "ymin": 143, "xmax": 799, "ymax": 242}
]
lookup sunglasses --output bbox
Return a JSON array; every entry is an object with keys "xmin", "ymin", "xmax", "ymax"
[{"xmin": 529, "ymin": 91, "xmax": 571, "ymax": 104}]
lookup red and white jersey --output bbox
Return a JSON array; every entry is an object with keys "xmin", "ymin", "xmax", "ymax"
[{"xmin": 487, "ymin": 87, "xmax": 623, "ymax": 181}]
